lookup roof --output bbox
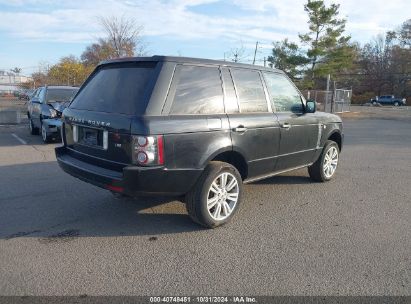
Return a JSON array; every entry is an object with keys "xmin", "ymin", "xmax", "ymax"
[
  {"xmin": 40, "ymin": 85, "xmax": 79, "ymax": 89},
  {"xmin": 99, "ymin": 55, "xmax": 283, "ymax": 73}
]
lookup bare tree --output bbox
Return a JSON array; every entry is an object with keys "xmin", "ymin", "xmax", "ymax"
[
  {"xmin": 99, "ymin": 15, "xmax": 145, "ymax": 58},
  {"xmin": 227, "ymin": 43, "xmax": 247, "ymax": 63},
  {"xmin": 81, "ymin": 15, "xmax": 146, "ymax": 66},
  {"xmin": 10, "ymin": 67, "xmax": 22, "ymax": 75}
]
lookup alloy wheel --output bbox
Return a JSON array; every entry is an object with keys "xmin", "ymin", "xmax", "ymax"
[
  {"xmin": 207, "ymin": 172, "xmax": 239, "ymax": 221},
  {"xmin": 41, "ymin": 124, "xmax": 47, "ymax": 141},
  {"xmin": 323, "ymin": 146, "xmax": 338, "ymax": 178}
]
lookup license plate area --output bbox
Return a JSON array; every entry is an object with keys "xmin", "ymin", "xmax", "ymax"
[{"xmin": 74, "ymin": 125, "xmax": 108, "ymax": 150}]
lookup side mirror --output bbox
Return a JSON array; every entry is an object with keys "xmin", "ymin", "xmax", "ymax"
[
  {"xmin": 31, "ymin": 98, "xmax": 40, "ymax": 104},
  {"xmin": 305, "ymin": 100, "xmax": 316, "ymax": 113}
]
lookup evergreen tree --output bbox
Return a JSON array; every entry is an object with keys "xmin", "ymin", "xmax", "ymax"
[
  {"xmin": 267, "ymin": 39, "xmax": 309, "ymax": 79},
  {"xmin": 299, "ymin": 0, "xmax": 351, "ymax": 82}
]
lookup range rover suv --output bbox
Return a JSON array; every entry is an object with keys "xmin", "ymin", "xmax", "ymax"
[{"xmin": 56, "ymin": 56, "xmax": 343, "ymax": 228}]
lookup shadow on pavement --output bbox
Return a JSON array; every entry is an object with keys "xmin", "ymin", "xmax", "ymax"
[{"xmin": 0, "ymin": 161, "xmax": 205, "ymax": 240}]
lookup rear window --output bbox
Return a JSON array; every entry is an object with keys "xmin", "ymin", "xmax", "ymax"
[
  {"xmin": 70, "ymin": 63, "xmax": 156, "ymax": 115},
  {"xmin": 46, "ymin": 88, "xmax": 78, "ymax": 103}
]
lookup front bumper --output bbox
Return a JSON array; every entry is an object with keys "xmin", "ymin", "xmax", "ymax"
[
  {"xmin": 42, "ymin": 118, "xmax": 63, "ymax": 135},
  {"xmin": 55, "ymin": 146, "xmax": 203, "ymax": 196}
]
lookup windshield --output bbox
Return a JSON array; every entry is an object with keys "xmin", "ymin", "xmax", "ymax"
[
  {"xmin": 69, "ymin": 62, "xmax": 156, "ymax": 115},
  {"xmin": 46, "ymin": 89, "xmax": 78, "ymax": 103}
]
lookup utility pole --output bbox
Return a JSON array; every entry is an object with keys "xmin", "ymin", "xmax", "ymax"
[
  {"xmin": 252, "ymin": 41, "xmax": 259, "ymax": 65},
  {"xmin": 331, "ymin": 80, "xmax": 336, "ymax": 113},
  {"xmin": 326, "ymin": 74, "xmax": 331, "ymax": 110},
  {"xmin": 263, "ymin": 57, "xmax": 266, "ymax": 67},
  {"xmin": 326, "ymin": 74, "xmax": 331, "ymax": 92}
]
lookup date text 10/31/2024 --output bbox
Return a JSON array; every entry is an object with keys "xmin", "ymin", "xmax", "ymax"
[{"xmin": 149, "ymin": 296, "xmax": 257, "ymax": 303}]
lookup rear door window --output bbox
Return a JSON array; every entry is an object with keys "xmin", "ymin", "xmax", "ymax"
[
  {"xmin": 170, "ymin": 65, "xmax": 224, "ymax": 115},
  {"xmin": 70, "ymin": 62, "xmax": 156, "ymax": 115},
  {"xmin": 230, "ymin": 69, "xmax": 268, "ymax": 113}
]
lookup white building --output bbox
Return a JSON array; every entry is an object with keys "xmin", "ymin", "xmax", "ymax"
[{"xmin": 0, "ymin": 72, "xmax": 33, "ymax": 94}]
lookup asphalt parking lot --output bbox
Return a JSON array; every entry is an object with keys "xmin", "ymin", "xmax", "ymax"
[{"xmin": 0, "ymin": 106, "xmax": 410, "ymax": 296}]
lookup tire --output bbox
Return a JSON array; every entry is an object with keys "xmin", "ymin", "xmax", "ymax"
[
  {"xmin": 308, "ymin": 140, "xmax": 339, "ymax": 182},
  {"xmin": 110, "ymin": 191, "xmax": 131, "ymax": 199},
  {"xmin": 394, "ymin": 101, "xmax": 399, "ymax": 106},
  {"xmin": 29, "ymin": 118, "xmax": 39, "ymax": 135},
  {"xmin": 41, "ymin": 121, "xmax": 51, "ymax": 143},
  {"xmin": 372, "ymin": 101, "xmax": 377, "ymax": 105},
  {"xmin": 185, "ymin": 161, "xmax": 243, "ymax": 228}
]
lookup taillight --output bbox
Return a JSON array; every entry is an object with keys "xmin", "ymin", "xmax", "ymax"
[{"xmin": 132, "ymin": 135, "xmax": 164, "ymax": 166}]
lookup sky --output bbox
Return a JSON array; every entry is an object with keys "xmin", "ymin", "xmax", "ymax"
[{"xmin": 0, "ymin": 0, "xmax": 410, "ymax": 76}]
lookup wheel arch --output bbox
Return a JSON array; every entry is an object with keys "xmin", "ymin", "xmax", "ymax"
[
  {"xmin": 209, "ymin": 150, "xmax": 248, "ymax": 180},
  {"xmin": 328, "ymin": 131, "xmax": 342, "ymax": 151}
]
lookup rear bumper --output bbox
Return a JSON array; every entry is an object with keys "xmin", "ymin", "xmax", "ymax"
[{"xmin": 55, "ymin": 146, "xmax": 202, "ymax": 196}]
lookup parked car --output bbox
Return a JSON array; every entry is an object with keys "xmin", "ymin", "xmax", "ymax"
[
  {"xmin": 370, "ymin": 95, "xmax": 406, "ymax": 106},
  {"xmin": 55, "ymin": 56, "xmax": 343, "ymax": 228},
  {"xmin": 28, "ymin": 85, "xmax": 79, "ymax": 143}
]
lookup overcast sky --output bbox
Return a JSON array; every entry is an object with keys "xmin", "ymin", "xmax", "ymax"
[{"xmin": 0, "ymin": 0, "xmax": 410, "ymax": 75}]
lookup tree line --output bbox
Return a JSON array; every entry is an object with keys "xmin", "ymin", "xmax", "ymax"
[
  {"xmin": 267, "ymin": 0, "xmax": 410, "ymax": 103},
  {"xmin": 24, "ymin": 15, "xmax": 146, "ymax": 89},
  {"xmin": 23, "ymin": 1, "xmax": 410, "ymax": 103}
]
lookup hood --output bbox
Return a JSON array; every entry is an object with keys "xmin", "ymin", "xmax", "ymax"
[{"xmin": 48, "ymin": 101, "xmax": 70, "ymax": 113}]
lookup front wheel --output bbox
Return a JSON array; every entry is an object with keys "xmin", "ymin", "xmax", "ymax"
[
  {"xmin": 394, "ymin": 101, "xmax": 399, "ymax": 106},
  {"xmin": 308, "ymin": 141, "xmax": 339, "ymax": 182},
  {"xmin": 41, "ymin": 122, "xmax": 51, "ymax": 143},
  {"xmin": 185, "ymin": 161, "xmax": 243, "ymax": 228},
  {"xmin": 29, "ymin": 118, "xmax": 39, "ymax": 135}
]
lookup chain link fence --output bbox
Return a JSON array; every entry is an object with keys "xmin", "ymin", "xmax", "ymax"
[{"xmin": 302, "ymin": 89, "xmax": 352, "ymax": 113}]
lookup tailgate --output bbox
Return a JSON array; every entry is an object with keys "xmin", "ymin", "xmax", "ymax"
[{"xmin": 63, "ymin": 108, "xmax": 133, "ymax": 167}]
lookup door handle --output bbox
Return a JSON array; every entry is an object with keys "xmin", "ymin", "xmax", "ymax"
[
  {"xmin": 233, "ymin": 125, "xmax": 247, "ymax": 133},
  {"xmin": 281, "ymin": 123, "xmax": 291, "ymax": 130}
]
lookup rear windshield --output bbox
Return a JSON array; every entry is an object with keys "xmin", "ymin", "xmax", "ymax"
[
  {"xmin": 70, "ymin": 62, "xmax": 156, "ymax": 115},
  {"xmin": 46, "ymin": 89, "xmax": 78, "ymax": 103}
]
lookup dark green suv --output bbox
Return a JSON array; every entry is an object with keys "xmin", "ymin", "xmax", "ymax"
[{"xmin": 56, "ymin": 56, "xmax": 343, "ymax": 228}]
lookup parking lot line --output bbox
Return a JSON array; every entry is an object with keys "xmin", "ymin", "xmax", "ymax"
[{"xmin": 11, "ymin": 133, "xmax": 27, "ymax": 145}]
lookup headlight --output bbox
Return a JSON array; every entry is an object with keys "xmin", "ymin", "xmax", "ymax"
[{"xmin": 49, "ymin": 108, "xmax": 58, "ymax": 118}]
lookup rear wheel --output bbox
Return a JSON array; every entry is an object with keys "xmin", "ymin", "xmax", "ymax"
[
  {"xmin": 372, "ymin": 101, "xmax": 377, "ymax": 105},
  {"xmin": 308, "ymin": 140, "xmax": 339, "ymax": 182},
  {"xmin": 185, "ymin": 161, "xmax": 242, "ymax": 228}
]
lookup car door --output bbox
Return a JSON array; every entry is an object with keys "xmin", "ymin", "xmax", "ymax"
[
  {"xmin": 224, "ymin": 67, "xmax": 280, "ymax": 179},
  {"xmin": 29, "ymin": 88, "xmax": 43, "ymax": 128},
  {"xmin": 263, "ymin": 72, "xmax": 319, "ymax": 171},
  {"xmin": 160, "ymin": 64, "xmax": 231, "ymax": 170}
]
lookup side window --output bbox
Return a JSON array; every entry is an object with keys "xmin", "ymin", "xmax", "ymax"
[
  {"xmin": 38, "ymin": 88, "xmax": 46, "ymax": 103},
  {"xmin": 33, "ymin": 89, "xmax": 40, "ymax": 98},
  {"xmin": 230, "ymin": 69, "xmax": 268, "ymax": 113},
  {"xmin": 221, "ymin": 68, "xmax": 239, "ymax": 113},
  {"xmin": 263, "ymin": 73, "xmax": 303, "ymax": 113},
  {"xmin": 170, "ymin": 65, "xmax": 224, "ymax": 115}
]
